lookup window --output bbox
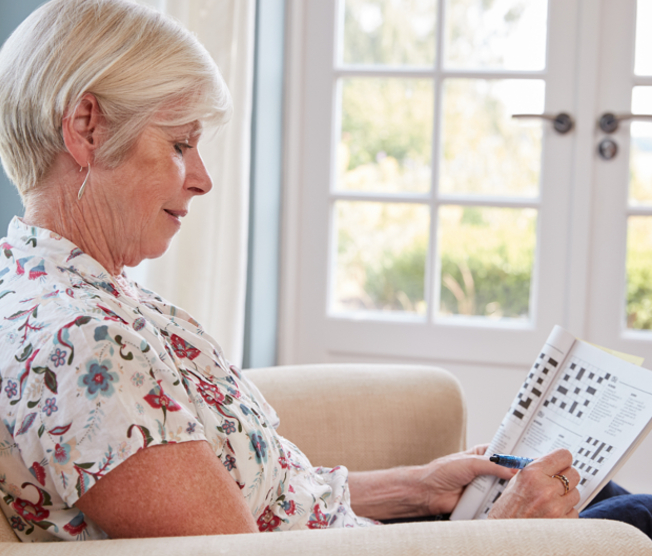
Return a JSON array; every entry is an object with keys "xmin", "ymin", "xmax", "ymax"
[{"xmin": 282, "ymin": 0, "xmax": 581, "ymax": 366}]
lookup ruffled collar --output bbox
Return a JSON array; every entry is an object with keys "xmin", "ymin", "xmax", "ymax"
[{"xmin": 5, "ymin": 216, "xmax": 134, "ymax": 298}]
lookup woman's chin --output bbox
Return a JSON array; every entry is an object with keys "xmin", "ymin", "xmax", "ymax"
[{"xmin": 134, "ymin": 239, "xmax": 175, "ymax": 265}]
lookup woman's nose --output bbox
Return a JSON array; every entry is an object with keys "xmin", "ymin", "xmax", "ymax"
[{"xmin": 187, "ymin": 151, "xmax": 213, "ymax": 195}]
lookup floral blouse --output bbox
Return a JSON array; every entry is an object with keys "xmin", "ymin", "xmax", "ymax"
[{"xmin": 0, "ymin": 217, "xmax": 374, "ymax": 541}]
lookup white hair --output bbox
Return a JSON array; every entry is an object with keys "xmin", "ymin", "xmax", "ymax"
[{"xmin": 0, "ymin": 0, "xmax": 232, "ymax": 199}]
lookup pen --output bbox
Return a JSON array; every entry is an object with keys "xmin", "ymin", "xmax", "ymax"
[{"xmin": 489, "ymin": 454, "xmax": 533, "ymax": 469}]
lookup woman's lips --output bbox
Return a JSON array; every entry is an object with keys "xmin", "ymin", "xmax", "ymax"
[{"xmin": 164, "ymin": 209, "xmax": 187, "ymax": 225}]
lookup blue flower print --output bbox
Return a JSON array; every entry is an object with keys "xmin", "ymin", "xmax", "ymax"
[
  {"xmin": 10, "ymin": 516, "xmax": 25, "ymax": 531},
  {"xmin": 43, "ymin": 398, "xmax": 58, "ymax": 416},
  {"xmin": 240, "ymin": 404, "xmax": 250, "ymax": 416},
  {"xmin": 4, "ymin": 380, "xmax": 17, "ymax": 399},
  {"xmin": 223, "ymin": 454, "xmax": 236, "ymax": 471},
  {"xmin": 186, "ymin": 422, "xmax": 196, "ymax": 434},
  {"xmin": 222, "ymin": 420, "xmax": 236, "ymax": 435},
  {"xmin": 50, "ymin": 348, "xmax": 67, "ymax": 368},
  {"xmin": 78, "ymin": 359, "xmax": 118, "ymax": 399},
  {"xmin": 249, "ymin": 431, "xmax": 267, "ymax": 464}
]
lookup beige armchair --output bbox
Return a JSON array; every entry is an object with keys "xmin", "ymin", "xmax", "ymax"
[{"xmin": 0, "ymin": 364, "xmax": 650, "ymax": 555}]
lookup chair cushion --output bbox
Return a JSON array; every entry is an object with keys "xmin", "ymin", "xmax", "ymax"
[{"xmin": 246, "ymin": 364, "xmax": 467, "ymax": 471}]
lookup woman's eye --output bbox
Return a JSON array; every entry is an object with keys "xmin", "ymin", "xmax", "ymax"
[{"xmin": 174, "ymin": 142, "xmax": 193, "ymax": 155}]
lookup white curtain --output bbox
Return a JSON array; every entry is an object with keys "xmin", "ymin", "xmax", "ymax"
[{"xmin": 133, "ymin": 0, "xmax": 256, "ymax": 366}]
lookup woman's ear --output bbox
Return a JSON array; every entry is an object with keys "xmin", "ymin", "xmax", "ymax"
[{"xmin": 61, "ymin": 93, "xmax": 103, "ymax": 167}]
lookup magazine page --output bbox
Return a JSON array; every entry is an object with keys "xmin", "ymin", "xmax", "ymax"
[
  {"xmin": 504, "ymin": 339, "xmax": 652, "ymax": 513},
  {"xmin": 455, "ymin": 335, "xmax": 652, "ymax": 520},
  {"xmin": 450, "ymin": 325, "xmax": 576, "ymax": 520}
]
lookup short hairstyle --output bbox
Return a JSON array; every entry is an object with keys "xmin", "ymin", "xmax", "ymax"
[{"xmin": 0, "ymin": 0, "xmax": 232, "ymax": 199}]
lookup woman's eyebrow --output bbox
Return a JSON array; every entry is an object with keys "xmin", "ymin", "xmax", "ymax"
[{"xmin": 173, "ymin": 122, "xmax": 203, "ymax": 135}]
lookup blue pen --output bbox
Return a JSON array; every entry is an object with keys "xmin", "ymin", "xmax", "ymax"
[{"xmin": 489, "ymin": 454, "xmax": 533, "ymax": 469}]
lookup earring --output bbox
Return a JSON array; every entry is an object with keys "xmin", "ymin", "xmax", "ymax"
[{"xmin": 78, "ymin": 162, "xmax": 91, "ymax": 201}]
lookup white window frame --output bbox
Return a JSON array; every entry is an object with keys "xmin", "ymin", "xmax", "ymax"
[{"xmin": 279, "ymin": 0, "xmax": 607, "ymax": 368}]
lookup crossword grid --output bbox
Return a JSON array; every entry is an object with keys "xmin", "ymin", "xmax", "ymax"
[
  {"xmin": 542, "ymin": 358, "xmax": 611, "ymax": 423},
  {"xmin": 574, "ymin": 436, "xmax": 614, "ymax": 488},
  {"xmin": 482, "ymin": 478, "xmax": 508, "ymax": 516},
  {"xmin": 508, "ymin": 352, "xmax": 559, "ymax": 426}
]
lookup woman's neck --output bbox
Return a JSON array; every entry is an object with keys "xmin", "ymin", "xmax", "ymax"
[{"xmin": 22, "ymin": 165, "xmax": 127, "ymax": 277}]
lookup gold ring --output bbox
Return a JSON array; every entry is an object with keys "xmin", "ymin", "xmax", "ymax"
[{"xmin": 552, "ymin": 473, "xmax": 570, "ymax": 495}]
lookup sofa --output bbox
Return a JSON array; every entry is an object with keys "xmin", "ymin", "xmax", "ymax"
[{"xmin": 0, "ymin": 363, "xmax": 650, "ymax": 555}]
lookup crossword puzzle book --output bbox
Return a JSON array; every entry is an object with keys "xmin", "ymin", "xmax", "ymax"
[{"xmin": 450, "ymin": 325, "xmax": 652, "ymax": 520}]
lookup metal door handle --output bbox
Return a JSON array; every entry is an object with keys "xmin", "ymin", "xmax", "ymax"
[
  {"xmin": 599, "ymin": 112, "xmax": 652, "ymax": 133},
  {"xmin": 511, "ymin": 112, "xmax": 574, "ymax": 134}
]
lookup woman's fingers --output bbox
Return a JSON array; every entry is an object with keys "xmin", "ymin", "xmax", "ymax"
[
  {"xmin": 529, "ymin": 448, "xmax": 573, "ymax": 476},
  {"xmin": 552, "ymin": 465, "xmax": 581, "ymax": 496},
  {"xmin": 467, "ymin": 443, "xmax": 490, "ymax": 456},
  {"xmin": 487, "ymin": 449, "xmax": 582, "ymax": 519},
  {"xmin": 564, "ymin": 507, "xmax": 580, "ymax": 519}
]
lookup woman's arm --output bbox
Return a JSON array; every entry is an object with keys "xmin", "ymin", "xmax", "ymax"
[
  {"xmin": 348, "ymin": 446, "xmax": 579, "ymax": 521},
  {"xmin": 75, "ymin": 440, "xmax": 258, "ymax": 538}
]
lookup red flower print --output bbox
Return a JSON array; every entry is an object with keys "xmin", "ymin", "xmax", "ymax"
[
  {"xmin": 257, "ymin": 506, "xmax": 281, "ymax": 532},
  {"xmin": 307, "ymin": 504, "xmax": 330, "ymax": 529},
  {"xmin": 63, "ymin": 512, "xmax": 88, "ymax": 536},
  {"xmin": 144, "ymin": 380, "xmax": 182, "ymax": 412},
  {"xmin": 10, "ymin": 516, "xmax": 25, "ymax": 531},
  {"xmin": 278, "ymin": 454, "xmax": 288, "ymax": 469},
  {"xmin": 197, "ymin": 381, "xmax": 225, "ymax": 406},
  {"xmin": 97, "ymin": 305, "xmax": 128, "ymax": 324},
  {"xmin": 12, "ymin": 484, "xmax": 50, "ymax": 523},
  {"xmin": 29, "ymin": 462, "xmax": 46, "ymax": 486},
  {"xmin": 281, "ymin": 499, "xmax": 297, "ymax": 516},
  {"xmin": 13, "ymin": 498, "xmax": 49, "ymax": 522},
  {"xmin": 28, "ymin": 260, "xmax": 47, "ymax": 280},
  {"xmin": 170, "ymin": 334, "xmax": 200, "ymax": 360}
]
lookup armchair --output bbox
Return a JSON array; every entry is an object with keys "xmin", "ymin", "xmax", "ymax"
[{"xmin": 0, "ymin": 363, "xmax": 650, "ymax": 555}]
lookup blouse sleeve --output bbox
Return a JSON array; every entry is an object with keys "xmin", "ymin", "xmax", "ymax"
[{"xmin": 13, "ymin": 316, "xmax": 207, "ymax": 508}]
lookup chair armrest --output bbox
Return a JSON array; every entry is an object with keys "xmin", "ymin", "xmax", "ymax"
[
  {"xmin": 0, "ymin": 519, "xmax": 649, "ymax": 556},
  {"xmin": 245, "ymin": 364, "xmax": 467, "ymax": 471}
]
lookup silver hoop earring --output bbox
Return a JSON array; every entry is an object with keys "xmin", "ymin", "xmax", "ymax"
[{"xmin": 78, "ymin": 162, "xmax": 91, "ymax": 201}]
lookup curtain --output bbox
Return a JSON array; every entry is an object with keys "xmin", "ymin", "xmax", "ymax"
[{"xmin": 133, "ymin": 0, "xmax": 256, "ymax": 366}]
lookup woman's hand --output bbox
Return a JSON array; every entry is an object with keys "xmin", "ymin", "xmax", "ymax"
[
  {"xmin": 487, "ymin": 448, "xmax": 581, "ymax": 519},
  {"xmin": 349, "ymin": 444, "xmax": 518, "ymax": 520},
  {"xmin": 348, "ymin": 446, "xmax": 580, "ymax": 521},
  {"xmin": 418, "ymin": 444, "xmax": 519, "ymax": 516}
]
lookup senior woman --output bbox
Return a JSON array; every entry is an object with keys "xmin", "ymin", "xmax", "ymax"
[{"xmin": 0, "ymin": 0, "xmax": 626, "ymax": 543}]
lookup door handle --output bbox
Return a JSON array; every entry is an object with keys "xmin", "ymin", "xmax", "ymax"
[
  {"xmin": 598, "ymin": 112, "xmax": 652, "ymax": 133},
  {"xmin": 511, "ymin": 112, "xmax": 574, "ymax": 134}
]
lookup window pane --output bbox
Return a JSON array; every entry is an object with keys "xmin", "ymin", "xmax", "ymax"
[
  {"xmin": 439, "ymin": 79, "xmax": 544, "ymax": 197},
  {"xmin": 341, "ymin": 0, "xmax": 437, "ymax": 66},
  {"xmin": 626, "ymin": 216, "xmax": 652, "ymax": 330},
  {"xmin": 333, "ymin": 201, "xmax": 429, "ymax": 315},
  {"xmin": 630, "ymin": 87, "xmax": 652, "ymax": 205},
  {"xmin": 337, "ymin": 78, "xmax": 434, "ymax": 194},
  {"xmin": 444, "ymin": 0, "xmax": 548, "ymax": 70},
  {"xmin": 438, "ymin": 206, "xmax": 536, "ymax": 319},
  {"xmin": 635, "ymin": 0, "xmax": 652, "ymax": 75}
]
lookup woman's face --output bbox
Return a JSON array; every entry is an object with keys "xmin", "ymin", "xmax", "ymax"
[{"xmin": 98, "ymin": 121, "xmax": 212, "ymax": 267}]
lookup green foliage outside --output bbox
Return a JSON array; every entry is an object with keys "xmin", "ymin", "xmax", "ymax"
[
  {"xmin": 438, "ymin": 207, "xmax": 535, "ymax": 318},
  {"xmin": 336, "ymin": 0, "xmax": 652, "ymax": 327},
  {"xmin": 626, "ymin": 216, "xmax": 652, "ymax": 330},
  {"xmin": 336, "ymin": 203, "xmax": 535, "ymax": 318}
]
